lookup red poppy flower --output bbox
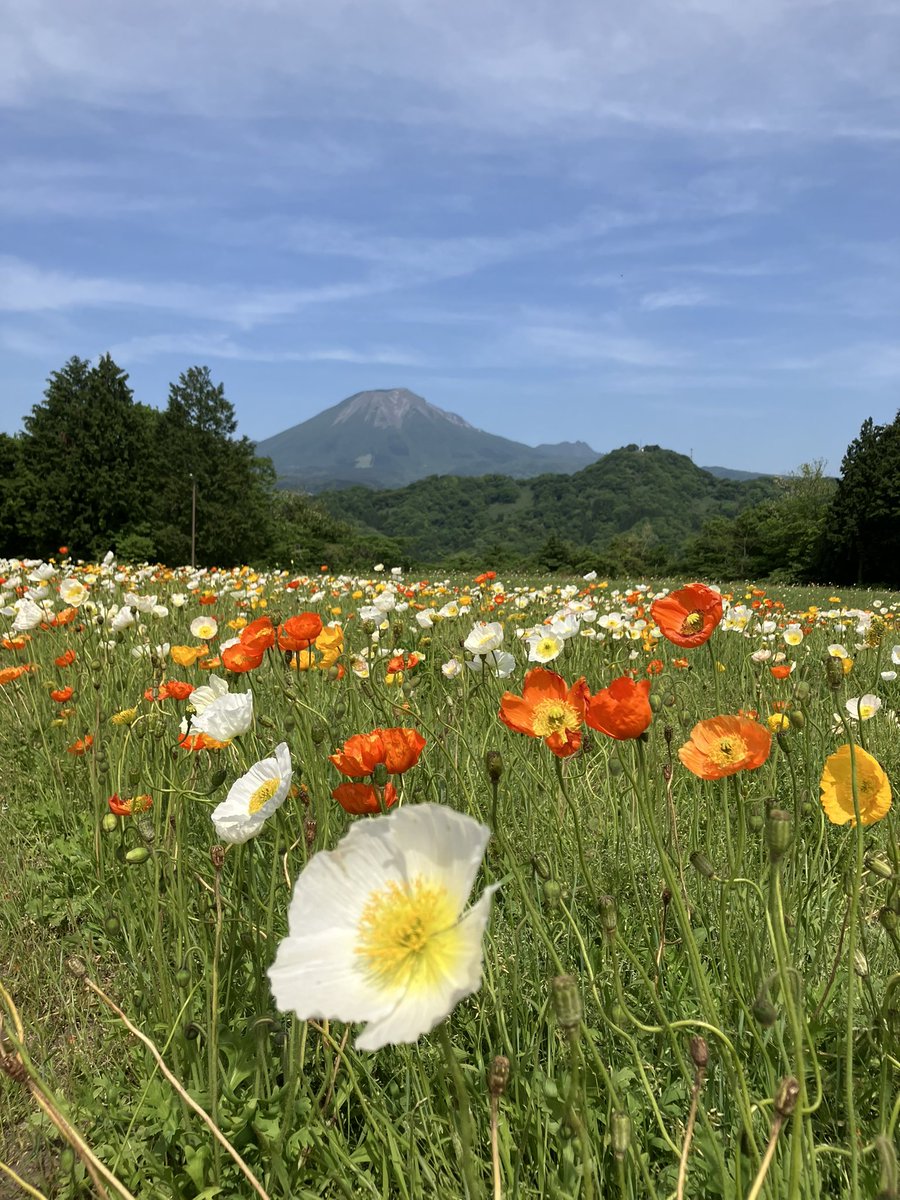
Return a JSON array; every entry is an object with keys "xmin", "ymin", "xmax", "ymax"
[
  {"xmin": 240, "ymin": 616, "xmax": 275, "ymax": 654},
  {"xmin": 221, "ymin": 642, "xmax": 265, "ymax": 673},
  {"xmin": 769, "ymin": 664, "xmax": 793, "ymax": 680},
  {"xmin": 55, "ymin": 649, "xmax": 76, "ymax": 668},
  {"xmin": 278, "ymin": 612, "xmax": 324, "ymax": 652},
  {"xmin": 67, "ymin": 734, "xmax": 94, "ymax": 755},
  {"xmin": 498, "ymin": 669, "xmax": 590, "ymax": 759},
  {"xmin": 678, "ymin": 716, "xmax": 771, "ymax": 780},
  {"xmin": 0, "ymin": 664, "xmax": 33, "ymax": 686},
  {"xmin": 646, "ymin": 659, "xmax": 664, "ymax": 675},
  {"xmin": 651, "ymin": 583, "xmax": 723, "ymax": 649},
  {"xmin": 50, "ymin": 607, "xmax": 78, "ymax": 627},
  {"xmin": 329, "ymin": 728, "xmax": 426, "ymax": 777},
  {"xmin": 331, "ymin": 781, "xmax": 399, "ymax": 814},
  {"xmin": 50, "ymin": 686, "xmax": 74, "ymax": 703},
  {"xmin": 586, "ymin": 676, "xmax": 653, "ymax": 741},
  {"xmin": 108, "ymin": 793, "xmax": 153, "ymax": 816},
  {"xmin": 178, "ymin": 731, "xmax": 228, "ymax": 751}
]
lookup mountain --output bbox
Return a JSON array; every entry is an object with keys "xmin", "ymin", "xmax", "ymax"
[
  {"xmin": 316, "ymin": 443, "xmax": 777, "ymax": 563},
  {"xmin": 254, "ymin": 389, "xmax": 601, "ymax": 490},
  {"xmin": 702, "ymin": 465, "xmax": 767, "ymax": 481}
]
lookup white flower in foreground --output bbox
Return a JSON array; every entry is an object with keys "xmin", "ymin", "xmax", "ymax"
[
  {"xmin": 846, "ymin": 694, "xmax": 882, "ymax": 721},
  {"xmin": 191, "ymin": 690, "xmax": 253, "ymax": 741},
  {"xmin": 189, "ymin": 675, "xmax": 230, "ymax": 715},
  {"xmin": 463, "ymin": 621, "xmax": 504, "ymax": 655},
  {"xmin": 268, "ymin": 804, "xmax": 498, "ymax": 1051},
  {"xmin": 212, "ymin": 743, "xmax": 292, "ymax": 844}
]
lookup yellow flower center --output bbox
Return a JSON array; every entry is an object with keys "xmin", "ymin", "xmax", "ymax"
[
  {"xmin": 532, "ymin": 699, "xmax": 580, "ymax": 738},
  {"xmin": 248, "ymin": 778, "xmax": 280, "ymax": 814},
  {"xmin": 859, "ymin": 704, "xmax": 876, "ymax": 720},
  {"xmin": 355, "ymin": 878, "xmax": 460, "ymax": 994},
  {"xmin": 709, "ymin": 736, "xmax": 748, "ymax": 767},
  {"xmin": 535, "ymin": 638, "xmax": 559, "ymax": 658},
  {"xmin": 680, "ymin": 611, "xmax": 705, "ymax": 636}
]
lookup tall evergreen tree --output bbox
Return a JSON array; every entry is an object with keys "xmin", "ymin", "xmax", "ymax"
[{"xmin": 824, "ymin": 413, "xmax": 900, "ymax": 586}]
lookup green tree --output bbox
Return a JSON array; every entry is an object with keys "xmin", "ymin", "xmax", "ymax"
[
  {"xmin": 0, "ymin": 432, "xmax": 26, "ymax": 554},
  {"xmin": 824, "ymin": 413, "xmax": 900, "ymax": 586},
  {"xmin": 19, "ymin": 355, "xmax": 154, "ymax": 558},
  {"xmin": 150, "ymin": 366, "xmax": 276, "ymax": 565}
]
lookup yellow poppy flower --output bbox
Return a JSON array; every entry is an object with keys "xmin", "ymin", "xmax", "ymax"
[{"xmin": 820, "ymin": 745, "xmax": 891, "ymax": 827}]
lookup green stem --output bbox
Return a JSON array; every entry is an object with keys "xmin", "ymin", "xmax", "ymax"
[{"xmin": 437, "ymin": 1021, "xmax": 484, "ymax": 1200}]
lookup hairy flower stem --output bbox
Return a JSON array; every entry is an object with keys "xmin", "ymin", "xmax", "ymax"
[
  {"xmin": 438, "ymin": 1021, "xmax": 484, "ymax": 1200},
  {"xmin": 555, "ymin": 758, "xmax": 597, "ymax": 905},
  {"xmin": 564, "ymin": 1026, "xmax": 594, "ymax": 1200}
]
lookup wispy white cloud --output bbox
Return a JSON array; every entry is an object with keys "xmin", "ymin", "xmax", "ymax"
[
  {"xmin": 640, "ymin": 287, "xmax": 713, "ymax": 311},
  {"xmin": 105, "ymin": 331, "xmax": 427, "ymax": 366}
]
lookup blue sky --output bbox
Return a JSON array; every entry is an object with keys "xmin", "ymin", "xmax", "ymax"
[{"xmin": 1, "ymin": 0, "xmax": 899, "ymax": 474}]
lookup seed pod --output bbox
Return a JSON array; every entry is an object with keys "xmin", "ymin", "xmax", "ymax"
[
  {"xmin": 689, "ymin": 1036, "xmax": 709, "ymax": 1071},
  {"xmin": 283, "ymin": 715, "xmax": 296, "ymax": 732},
  {"xmin": 311, "ymin": 721, "xmax": 327, "ymax": 745},
  {"xmin": 853, "ymin": 950, "xmax": 869, "ymax": 978},
  {"xmin": 65, "ymin": 955, "xmax": 87, "ymax": 979},
  {"xmin": 551, "ymin": 975, "xmax": 582, "ymax": 1031},
  {"xmin": 125, "ymin": 846, "xmax": 151, "ymax": 864},
  {"xmin": 137, "ymin": 816, "xmax": 155, "ymax": 844},
  {"xmin": 210, "ymin": 845, "xmax": 225, "ymax": 871},
  {"xmin": 128, "ymin": 767, "xmax": 142, "ymax": 787},
  {"xmin": 823, "ymin": 655, "xmax": 844, "ymax": 691},
  {"xmin": 607, "ymin": 756, "xmax": 624, "ymax": 777}
]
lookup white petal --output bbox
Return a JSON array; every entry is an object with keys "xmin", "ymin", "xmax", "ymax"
[
  {"xmin": 269, "ymin": 930, "xmax": 392, "ymax": 1025},
  {"xmin": 391, "ymin": 804, "xmax": 491, "ymax": 914}
]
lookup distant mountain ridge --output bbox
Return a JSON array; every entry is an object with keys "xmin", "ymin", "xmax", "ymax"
[
  {"xmin": 255, "ymin": 388, "xmax": 602, "ymax": 491},
  {"xmin": 255, "ymin": 387, "xmax": 765, "ymax": 491}
]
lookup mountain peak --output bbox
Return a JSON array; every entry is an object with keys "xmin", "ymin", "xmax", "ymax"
[{"xmin": 332, "ymin": 388, "xmax": 474, "ymax": 431}]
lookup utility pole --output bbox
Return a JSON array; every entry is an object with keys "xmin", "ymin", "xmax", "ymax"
[{"xmin": 189, "ymin": 473, "xmax": 197, "ymax": 569}]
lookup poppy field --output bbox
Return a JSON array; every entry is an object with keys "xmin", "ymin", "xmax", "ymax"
[{"xmin": 2, "ymin": 559, "xmax": 900, "ymax": 1199}]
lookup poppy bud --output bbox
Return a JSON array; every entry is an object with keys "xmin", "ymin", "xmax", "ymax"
[
  {"xmin": 542, "ymin": 880, "xmax": 562, "ymax": 909},
  {"xmin": 598, "ymin": 894, "xmax": 618, "ymax": 937},
  {"xmin": 774, "ymin": 1076, "xmax": 800, "ymax": 1119},
  {"xmin": 104, "ymin": 915, "xmax": 121, "ymax": 935},
  {"xmin": 60, "ymin": 1147, "xmax": 76, "ymax": 1173},
  {"xmin": 184, "ymin": 1022, "xmax": 202, "ymax": 1041},
  {"xmin": 552, "ymin": 975, "xmax": 582, "ymax": 1031},
  {"xmin": 880, "ymin": 906, "xmax": 899, "ymax": 932},
  {"xmin": 210, "ymin": 845, "xmax": 225, "ymax": 871},
  {"xmin": 823, "ymin": 655, "xmax": 844, "ymax": 691},
  {"xmin": 175, "ymin": 967, "xmax": 191, "ymax": 988},
  {"xmin": 866, "ymin": 852, "xmax": 893, "ymax": 881},
  {"xmin": 484, "ymin": 749, "xmax": 504, "ymax": 783},
  {"xmin": 766, "ymin": 809, "xmax": 792, "ymax": 863},
  {"xmin": 876, "ymin": 1134, "xmax": 898, "ymax": 1200},
  {"xmin": 854, "ymin": 950, "xmax": 869, "ymax": 978},
  {"xmin": 794, "ymin": 681, "xmax": 811, "ymax": 702},
  {"xmin": 747, "ymin": 808, "xmax": 765, "ymax": 833},
  {"xmin": 488, "ymin": 1055, "xmax": 511, "ymax": 1099},
  {"xmin": 332, "ymin": 702, "xmax": 346, "ymax": 720},
  {"xmin": 65, "ymin": 955, "xmax": 87, "ymax": 979},
  {"xmin": 208, "ymin": 767, "xmax": 228, "ymax": 792},
  {"xmin": 788, "ymin": 710, "xmax": 805, "ymax": 730},
  {"xmin": 752, "ymin": 994, "xmax": 778, "ymax": 1027},
  {"xmin": 284, "ymin": 715, "xmax": 296, "ymax": 731},
  {"xmin": 101, "ymin": 813, "xmax": 118, "ymax": 833},
  {"xmin": 125, "ymin": 846, "xmax": 151, "ymax": 864},
  {"xmin": 607, "ymin": 756, "xmax": 624, "ymax": 777},
  {"xmin": 311, "ymin": 721, "xmax": 327, "ymax": 745},
  {"xmin": 532, "ymin": 853, "xmax": 552, "ymax": 881},
  {"xmin": 304, "ymin": 816, "xmax": 317, "ymax": 851},
  {"xmin": 258, "ymin": 715, "xmax": 275, "ymax": 730},
  {"xmin": 689, "ymin": 851, "xmax": 716, "ymax": 879},
  {"xmin": 648, "ymin": 693, "xmax": 661, "ymax": 712},
  {"xmin": 689, "ymin": 1035, "xmax": 709, "ymax": 1072},
  {"xmin": 372, "ymin": 762, "xmax": 389, "ymax": 788},
  {"xmin": 610, "ymin": 1111, "xmax": 632, "ymax": 1160}
]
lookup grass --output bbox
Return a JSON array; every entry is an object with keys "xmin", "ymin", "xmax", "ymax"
[{"xmin": 1, "ymin": 566, "xmax": 900, "ymax": 1198}]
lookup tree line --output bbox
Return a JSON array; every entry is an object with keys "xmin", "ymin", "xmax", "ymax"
[{"xmin": 0, "ymin": 356, "xmax": 897, "ymax": 584}]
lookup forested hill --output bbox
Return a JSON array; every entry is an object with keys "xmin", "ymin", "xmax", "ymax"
[{"xmin": 316, "ymin": 444, "xmax": 776, "ymax": 565}]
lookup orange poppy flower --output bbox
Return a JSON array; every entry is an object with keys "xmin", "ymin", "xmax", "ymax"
[
  {"xmin": 2, "ymin": 635, "xmax": 29, "ymax": 650},
  {"xmin": 145, "ymin": 680, "xmax": 195, "ymax": 702},
  {"xmin": 586, "ymin": 676, "xmax": 653, "ymax": 741},
  {"xmin": 278, "ymin": 612, "xmax": 324, "ymax": 652},
  {"xmin": 332, "ymin": 781, "xmax": 399, "ymax": 814},
  {"xmin": 769, "ymin": 664, "xmax": 793, "ymax": 680},
  {"xmin": 50, "ymin": 607, "xmax": 78, "ymax": 627},
  {"xmin": 240, "ymin": 616, "xmax": 275, "ymax": 654},
  {"xmin": 67, "ymin": 734, "xmax": 94, "ymax": 755},
  {"xmin": 50, "ymin": 686, "xmax": 74, "ymax": 703},
  {"xmin": 178, "ymin": 731, "xmax": 228, "ymax": 751},
  {"xmin": 651, "ymin": 583, "xmax": 723, "ymax": 649},
  {"xmin": 221, "ymin": 642, "xmax": 265, "ymax": 673},
  {"xmin": 108, "ymin": 793, "xmax": 153, "ymax": 816},
  {"xmin": 645, "ymin": 659, "xmax": 664, "ymax": 675},
  {"xmin": 678, "ymin": 716, "xmax": 771, "ymax": 780},
  {"xmin": 329, "ymin": 728, "xmax": 426, "ymax": 777},
  {"xmin": 55, "ymin": 649, "xmax": 76, "ymax": 668},
  {"xmin": 1, "ymin": 664, "xmax": 34, "ymax": 686},
  {"xmin": 171, "ymin": 644, "xmax": 208, "ymax": 668},
  {"xmin": 498, "ymin": 668, "xmax": 590, "ymax": 759}
]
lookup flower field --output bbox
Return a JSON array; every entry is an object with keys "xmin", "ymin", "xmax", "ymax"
[{"xmin": 1, "ymin": 557, "xmax": 900, "ymax": 1199}]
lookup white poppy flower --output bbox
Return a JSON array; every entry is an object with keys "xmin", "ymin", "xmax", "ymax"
[
  {"xmin": 212, "ymin": 743, "xmax": 292, "ymax": 845},
  {"xmin": 463, "ymin": 622, "xmax": 504, "ymax": 654},
  {"xmin": 190, "ymin": 675, "xmax": 230, "ymax": 715},
  {"xmin": 190, "ymin": 615, "xmax": 218, "ymax": 640},
  {"xmin": 846, "ymin": 695, "xmax": 882, "ymax": 721},
  {"xmin": 527, "ymin": 633, "xmax": 564, "ymax": 664},
  {"xmin": 892, "ymin": 645, "xmax": 900, "ymax": 666},
  {"xmin": 268, "ymin": 804, "xmax": 497, "ymax": 1051},
  {"xmin": 441, "ymin": 657, "xmax": 462, "ymax": 678},
  {"xmin": 59, "ymin": 577, "xmax": 88, "ymax": 607},
  {"xmin": 881, "ymin": 671, "xmax": 897, "ymax": 683},
  {"xmin": 466, "ymin": 650, "xmax": 516, "ymax": 678},
  {"xmin": 192, "ymin": 691, "xmax": 253, "ymax": 741},
  {"xmin": 11, "ymin": 597, "xmax": 44, "ymax": 632}
]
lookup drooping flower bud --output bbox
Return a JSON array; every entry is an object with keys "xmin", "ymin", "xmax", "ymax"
[
  {"xmin": 766, "ymin": 809, "xmax": 793, "ymax": 863},
  {"xmin": 598, "ymin": 894, "xmax": 618, "ymax": 938},
  {"xmin": 774, "ymin": 1076, "xmax": 800, "ymax": 1119},
  {"xmin": 484, "ymin": 749, "xmax": 504, "ymax": 784},
  {"xmin": 552, "ymin": 975, "xmax": 582, "ymax": 1031},
  {"xmin": 488, "ymin": 1055, "xmax": 511, "ymax": 1099},
  {"xmin": 610, "ymin": 1111, "xmax": 632, "ymax": 1160}
]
